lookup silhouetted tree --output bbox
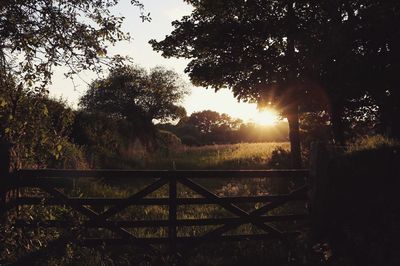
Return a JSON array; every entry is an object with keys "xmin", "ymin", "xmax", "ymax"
[
  {"xmin": 0, "ymin": 74, "xmax": 75, "ymax": 168},
  {"xmin": 0, "ymin": 0, "xmax": 148, "ymax": 89},
  {"xmin": 354, "ymin": 1, "xmax": 400, "ymax": 138},
  {"xmin": 79, "ymin": 65, "xmax": 187, "ymax": 149},
  {"xmin": 184, "ymin": 110, "xmax": 241, "ymax": 144},
  {"xmin": 150, "ymin": 0, "xmax": 325, "ymax": 167},
  {"xmin": 305, "ymin": 1, "xmax": 400, "ymax": 142}
]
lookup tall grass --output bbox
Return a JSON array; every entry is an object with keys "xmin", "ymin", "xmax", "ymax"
[
  {"xmin": 3, "ymin": 141, "xmax": 311, "ymax": 265},
  {"xmin": 346, "ymin": 134, "xmax": 399, "ymax": 153},
  {"xmin": 144, "ymin": 142, "xmax": 290, "ymax": 170}
]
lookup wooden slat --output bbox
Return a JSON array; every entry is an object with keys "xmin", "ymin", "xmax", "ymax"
[
  {"xmin": 14, "ymin": 215, "xmax": 309, "ymax": 228},
  {"xmin": 179, "ymin": 177, "xmax": 282, "ymax": 235},
  {"xmin": 10, "ymin": 177, "xmax": 73, "ymax": 188},
  {"xmin": 80, "ymin": 232, "xmax": 301, "ymax": 246},
  {"xmin": 39, "ymin": 185, "xmax": 159, "ymax": 255},
  {"xmin": 95, "ymin": 177, "xmax": 169, "ymax": 220},
  {"xmin": 179, "ymin": 185, "xmax": 309, "ymax": 254},
  {"xmin": 168, "ymin": 175, "xmax": 177, "ymax": 252},
  {"xmin": 15, "ymin": 193, "xmax": 308, "ymax": 206},
  {"xmin": 16, "ymin": 169, "xmax": 309, "ymax": 179}
]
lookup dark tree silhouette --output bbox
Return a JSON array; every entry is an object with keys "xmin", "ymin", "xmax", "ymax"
[
  {"xmin": 304, "ymin": 1, "xmax": 400, "ymax": 142},
  {"xmin": 185, "ymin": 110, "xmax": 241, "ymax": 144},
  {"xmin": 79, "ymin": 65, "xmax": 187, "ymax": 149},
  {"xmin": 0, "ymin": 0, "xmax": 148, "ymax": 88},
  {"xmin": 150, "ymin": 0, "xmax": 322, "ymax": 167}
]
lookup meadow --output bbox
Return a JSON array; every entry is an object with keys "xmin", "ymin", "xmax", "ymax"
[
  {"xmin": 5, "ymin": 137, "xmax": 398, "ymax": 265},
  {"xmin": 2, "ymin": 141, "xmax": 312, "ymax": 266},
  {"xmin": 124, "ymin": 142, "xmax": 291, "ymax": 170}
]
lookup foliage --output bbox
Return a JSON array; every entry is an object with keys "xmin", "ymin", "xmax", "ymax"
[
  {"xmin": 158, "ymin": 110, "xmax": 289, "ymax": 146},
  {"xmin": 150, "ymin": 0, "xmax": 308, "ymax": 107},
  {"xmin": 79, "ymin": 65, "xmax": 188, "ymax": 149},
  {"xmin": 266, "ymin": 147, "xmax": 292, "ymax": 169},
  {"xmin": 72, "ymin": 111, "xmax": 130, "ymax": 153},
  {"xmin": 346, "ymin": 135, "xmax": 399, "ymax": 153},
  {"xmin": 150, "ymin": 0, "xmax": 322, "ymax": 167},
  {"xmin": 151, "ymin": 0, "xmax": 400, "ymax": 162},
  {"xmin": 80, "ymin": 65, "xmax": 188, "ymax": 122},
  {"xmin": 299, "ymin": 111, "xmax": 332, "ymax": 150},
  {"xmin": 181, "ymin": 110, "xmax": 242, "ymax": 144},
  {"xmin": 155, "ymin": 130, "xmax": 182, "ymax": 153},
  {"xmin": 0, "ymin": 0, "xmax": 148, "ymax": 89},
  {"xmin": 0, "ymin": 74, "xmax": 76, "ymax": 168},
  {"xmin": 316, "ymin": 140, "xmax": 400, "ymax": 265}
]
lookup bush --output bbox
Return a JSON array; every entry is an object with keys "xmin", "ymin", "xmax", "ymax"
[
  {"xmin": 266, "ymin": 147, "xmax": 292, "ymax": 169},
  {"xmin": 47, "ymin": 142, "xmax": 88, "ymax": 169},
  {"xmin": 317, "ymin": 139, "xmax": 400, "ymax": 265},
  {"xmin": 179, "ymin": 135, "xmax": 200, "ymax": 146},
  {"xmin": 155, "ymin": 130, "xmax": 182, "ymax": 149},
  {"xmin": 347, "ymin": 134, "xmax": 398, "ymax": 153}
]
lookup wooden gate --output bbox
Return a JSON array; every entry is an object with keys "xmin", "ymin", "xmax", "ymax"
[{"xmin": 1, "ymin": 168, "xmax": 309, "ymax": 263}]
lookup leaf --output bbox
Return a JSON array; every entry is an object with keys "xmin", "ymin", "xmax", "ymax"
[
  {"xmin": 0, "ymin": 97, "xmax": 7, "ymax": 107},
  {"xmin": 57, "ymin": 144, "xmax": 62, "ymax": 151},
  {"xmin": 43, "ymin": 105, "xmax": 49, "ymax": 116}
]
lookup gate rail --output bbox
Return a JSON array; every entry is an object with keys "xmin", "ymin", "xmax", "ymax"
[{"xmin": 2, "ymin": 168, "xmax": 309, "ymax": 260}]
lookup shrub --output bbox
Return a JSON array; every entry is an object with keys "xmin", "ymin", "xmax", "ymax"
[
  {"xmin": 266, "ymin": 147, "xmax": 292, "ymax": 169},
  {"xmin": 347, "ymin": 134, "xmax": 398, "ymax": 153},
  {"xmin": 317, "ymin": 139, "xmax": 400, "ymax": 265},
  {"xmin": 155, "ymin": 130, "xmax": 182, "ymax": 149}
]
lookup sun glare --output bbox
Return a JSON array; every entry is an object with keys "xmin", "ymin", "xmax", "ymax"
[{"xmin": 250, "ymin": 109, "xmax": 280, "ymax": 126}]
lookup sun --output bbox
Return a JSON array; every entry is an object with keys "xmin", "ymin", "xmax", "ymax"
[{"xmin": 250, "ymin": 109, "xmax": 280, "ymax": 126}]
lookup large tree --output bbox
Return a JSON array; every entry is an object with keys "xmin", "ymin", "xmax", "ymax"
[
  {"xmin": 355, "ymin": 1, "xmax": 400, "ymax": 138},
  {"xmin": 303, "ymin": 0, "xmax": 400, "ymax": 142},
  {"xmin": 150, "ymin": 0, "xmax": 319, "ymax": 167},
  {"xmin": 79, "ymin": 65, "xmax": 188, "ymax": 148},
  {"xmin": 0, "ymin": 0, "xmax": 148, "ymax": 89}
]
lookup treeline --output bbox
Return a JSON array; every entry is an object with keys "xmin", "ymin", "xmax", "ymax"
[
  {"xmin": 0, "ymin": 89, "xmax": 289, "ymax": 170},
  {"xmin": 0, "ymin": 64, "xmax": 381, "ymax": 169},
  {"xmin": 158, "ymin": 110, "xmax": 289, "ymax": 145},
  {"xmin": 0, "ymin": 66, "xmax": 188, "ymax": 169}
]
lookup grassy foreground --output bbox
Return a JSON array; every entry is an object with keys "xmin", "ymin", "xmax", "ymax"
[
  {"xmin": 136, "ymin": 142, "xmax": 290, "ymax": 170},
  {"xmin": 2, "ymin": 142, "xmax": 310, "ymax": 265}
]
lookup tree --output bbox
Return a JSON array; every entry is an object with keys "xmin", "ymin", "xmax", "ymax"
[
  {"xmin": 354, "ymin": 1, "xmax": 400, "ymax": 138},
  {"xmin": 0, "ymin": 0, "xmax": 148, "ymax": 89},
  {"xmin": 184, "ymin": 110, "xmax": 241, "ymax": 144},
  {"xmin": 0, "ymin": 74, "xmax": 75, "ymax": 168},
  {"xmin": 150, "ymin": 0, "xmax": 320, "ymax": 167},
  {"xmin": 302, "ymin": 1, "xmax": 400, "ymax": 143},
  {"xmin": 79, "ymin": 65, "xmax": 188, "ymax": 148}
]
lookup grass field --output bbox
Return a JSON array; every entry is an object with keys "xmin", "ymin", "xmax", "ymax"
[
  {"xmin": 4, "ymin": 141, "xmax": 307, "ymax": 265},
  {"xmin": 138, "ymin": 142, "xmax": 290, "ymax": 170}
]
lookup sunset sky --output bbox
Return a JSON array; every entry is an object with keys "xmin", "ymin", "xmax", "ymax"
[{"xmin": 49, "ymin": 0, "xmax": 280, "ymax": 123}]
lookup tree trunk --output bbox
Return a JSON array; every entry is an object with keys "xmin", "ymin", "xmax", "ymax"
[
  {"xmin": 287, "ymin": 107, "xmax": 302, "ymax": 168},
  {"xmin": 285, "ymin": 0, "xmax": 301, "ymax": 168},
  {"xmin": 377, "ymin": 95, "xmax": 400, "ymax": 139},
  {"xmin": 330, "ymin": 104, "xmax": 346, "ymax": 145}
]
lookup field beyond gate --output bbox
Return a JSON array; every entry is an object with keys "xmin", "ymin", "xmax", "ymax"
[{"xmin": 2, "ymin": 168, "xmax": 310, "ymax": 264}]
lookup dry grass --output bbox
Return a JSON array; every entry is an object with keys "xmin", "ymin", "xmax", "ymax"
[{"xmin": 145, "ymin": 142, "xmax": 290, "ymax": 170}]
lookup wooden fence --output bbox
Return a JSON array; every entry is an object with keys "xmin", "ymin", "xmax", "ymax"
[{"xmin": 0, "ymin": 143, "xmax": 315, "ymax": 263}]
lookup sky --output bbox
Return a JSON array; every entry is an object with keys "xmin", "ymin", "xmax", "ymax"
[{"xmin": 49, "ymin": 0, "xmax": 270, "ymax": 122}]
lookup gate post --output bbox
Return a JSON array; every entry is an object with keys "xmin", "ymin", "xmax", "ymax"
[
  {"xmin": 0, "ymin": 140, "xmax": 11, "ymax": 215},
  {"xmin": 308, "ymin": 142, "xmax": 330, "ymax": 236},
  {"xmin": 168, "ymin": 172, "xmax": 177, "ymax": 255}
]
